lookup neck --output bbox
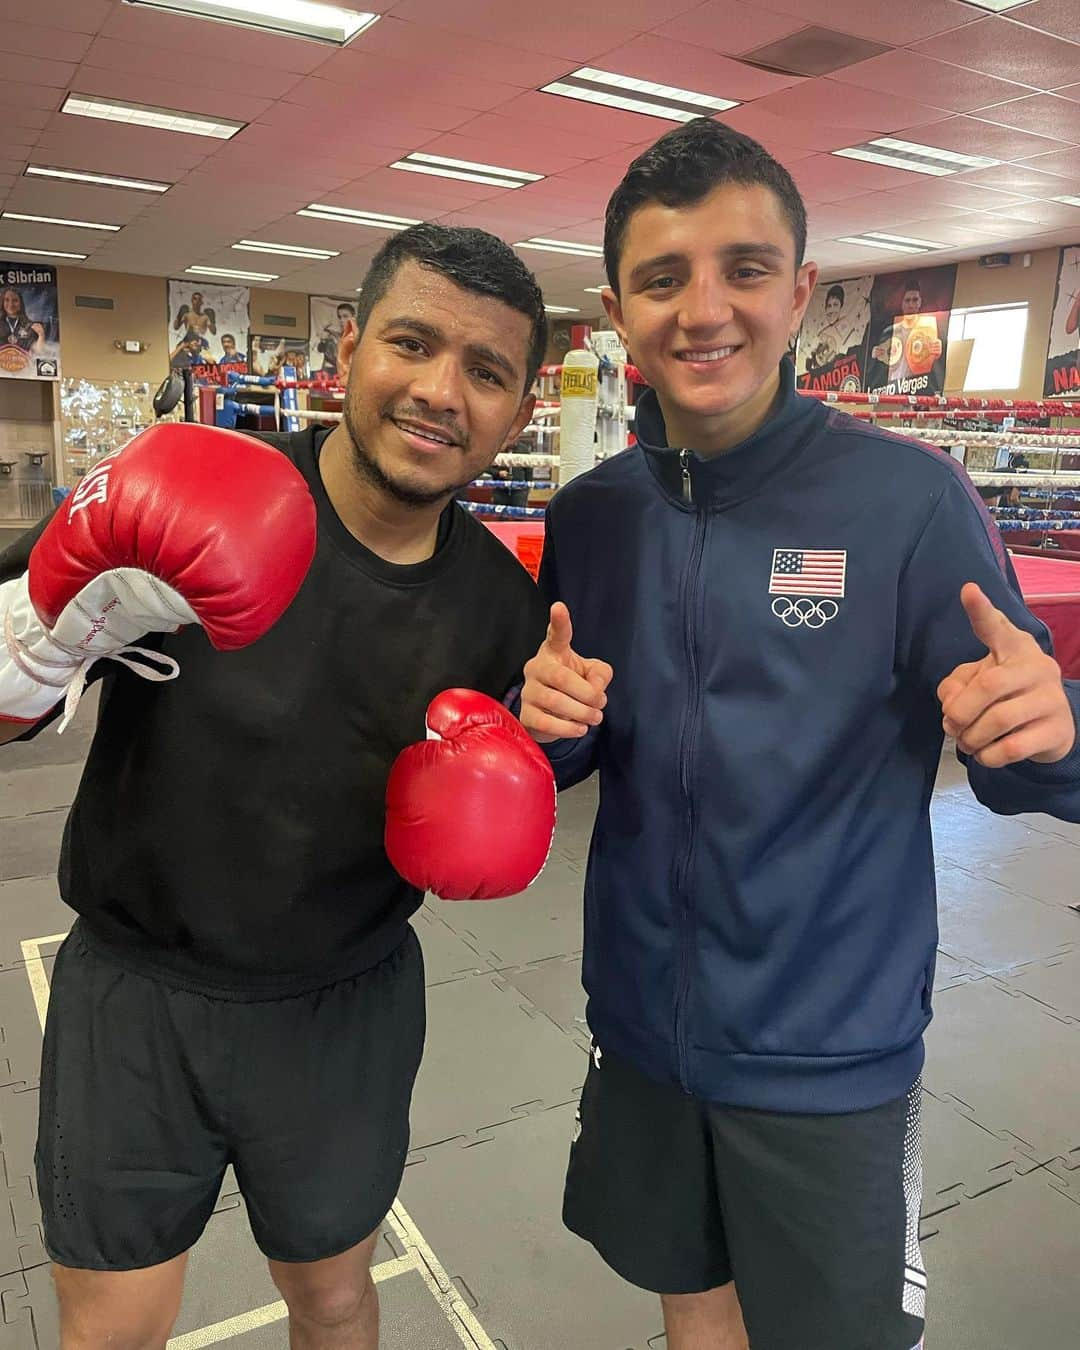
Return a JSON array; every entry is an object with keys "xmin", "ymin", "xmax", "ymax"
[
  {"xmin": 662, "ymin": 365, "xmax": 783, "ymax": 459},
  {"xmin": 319, "ymin": 423, "xmax": 447, "ymax": 565}
]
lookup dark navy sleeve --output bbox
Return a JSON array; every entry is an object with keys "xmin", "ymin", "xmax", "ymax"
[
  {"xmin": 534, "ymin": 507, "xmax": 600, "ymax": 791},
  {"xmin": 897, "ymin": 470, "xmax": 1080, "ymax": 821}
]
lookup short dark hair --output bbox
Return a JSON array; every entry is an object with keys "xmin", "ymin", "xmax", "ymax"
[
  {"xmin": 903, "ymin": 278, "xmax": 922, "ymax": 295},
  {"xmin": 604, "ymin": 117, "xmax": 807, "ymax": 293},
  {"xmin": 826, "ymin": 284, "xmax": 845, "ymax": 307},
  {"xmin": 354, "ymin": 223, "xmax": 547, "ymax": 392}
]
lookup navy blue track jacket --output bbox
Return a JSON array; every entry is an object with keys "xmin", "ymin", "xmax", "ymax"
[{"xmin": 540, "ymin": 359, "xmax": 1080, "ymax": 1114}]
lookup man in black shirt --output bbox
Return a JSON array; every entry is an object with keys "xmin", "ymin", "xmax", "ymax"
[{"xmin": 0, "ymin": 225, "xmax": 549, "ymax": 1348}]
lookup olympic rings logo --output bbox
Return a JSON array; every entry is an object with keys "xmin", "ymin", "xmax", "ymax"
[{"xmin": 771, "ymin": 597, "xmax": 839, "ymax": 628}]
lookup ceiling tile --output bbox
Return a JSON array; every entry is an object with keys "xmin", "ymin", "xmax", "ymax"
[
  {"xmin": 0, "ymin": 79, "xmax": 64, "ymax": 114},
  {"xmin": 490, "ymin": 89, "xmax": 690, "ymax": 146},
  {"xmin": 68, "ymin": 69, "xmax": 272, "ymax": 126},
  {"xmin": 1055, "ymin": 83, "xmax": 1080, "ymax": 102},
  {"xmin": 1015, "ymin": 144, "xmax": 1080, "ymax": 177},
  {"xmin": 446, "ymin": 110, "xmax": 638, "ymax": 166},
  {"xmin": 350, "ymin": 17, "xmax": 570, "ymax": 89},
  {"xmin": 1010, "ymin": 0, "xmax": 1080, "ymax": 43},
  {"xmin": 5, "ymin": 19, "xmax": 94, "ymax": 62},
  {"xmin": 653, "ymin": 1, "xmax": 806, "ymax": 56},
  {"xmin": 720, "ymin": 105, "xmax": 880, "ymax": 154},
  {"xmin": 386, "ymin": 0, "xmax": 656, "ymax": 63},
  {"xmin": 914, "ymin": 114, "xmax": 1064, "ymax": 160},
  {"xmin": 972, "ymin": 93, "xmax": 1080, "ymax": 142},
  {"xmin": 831, "ymin": 48, "xmax": 1033, "ymax": 113},
  {"xmin": 870, "ymin": 178, "xmax": 1037, "ymax": 211},
  {"xmin": 32, "ymin": 121, "xmax": 213, "ymax": 181},
  {"xmin": 0, "ymin": 52, "xmax": 76, "ymax": 89},
  {"xmin": 1, "ymin": 179, "xmax": 154, "ymax": 225},
  {"xmin": 82, "ymin": 37, "xmax": 303, "ymax": 101},
  {"xmin": 791, "ymin": 153, "xmax": 937, "ymax": 202},
  {"xmin": 311, "ymin": 49, "xmax": 521, "ymax": 114},
  {"xmin": 912, "ymin": 16, "xmax": 1080, "ymax": 90},
  {"xmin": 745, "ymin": 78, "xmax": 949, "ymax": 132},
  {"xmin": 976, "ymin": 198, "xmax": 1080, "ymax": 225},
  {"xmin": 98, "ymin": 4, "xmax": 333, "ymax": 74},
  {"xmin": 733, "ymin": 0, "xmax": 980, "ymax": 47},
  {"xmin": 590, "ymin": 34, "xmax": 804, "ymax": 100},
  {"xmin": 0, "ymin": 1, "xmax": 110, "ymax": 32},
  {"xmin": 279, "ymin": 81, "xmax": 474, "ymax": 135},
  {"xmin": 325, "ymin": 166, "xmax": 507, "ymax": 214},
  {"xmin": 954, "ymin": 161, "xmax": 1077, "ymax": 192}
]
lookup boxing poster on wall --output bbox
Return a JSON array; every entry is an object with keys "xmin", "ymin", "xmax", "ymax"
[
  {"xmin": 864, "ymin": 264, "xmax": 957, "ymax": 398},
  {"xmin": 309, "ymin": 295, "xmax": 356, "ymax": 382},
  {"xmin": 1, "ymin": 261, "xmax": 60, "ymax": 380},
  {"xmin": 796, "ymin": 275, "xmax": 872, "ymax": 393},
  {"xmin": 249, "ymin": 335, "xmax": 310, "ymax": 379},
  {"xmin": 1043, "ymin": 245, "xmax": 1080, "ymax": 398},
  {"xmin": 168, "ymin": 279, "xmax": 250, "ymax": 384}
]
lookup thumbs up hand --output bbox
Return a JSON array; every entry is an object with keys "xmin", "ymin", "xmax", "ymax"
[
  {"xmin": 937, "ymin": 583, "xmax": 1076, "ymax": 767},
  {"xmin": 520, "ymin": 602, "xmax": 614, "ymax": 744}
]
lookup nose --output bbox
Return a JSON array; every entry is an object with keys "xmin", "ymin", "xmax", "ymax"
[
  {"xmin": 679, "ymin": 270, "xmax": 734, "ymax": 335},
  {"xmin": 409, "ymin": 350, "xmax": 465, "ymax": 416}
]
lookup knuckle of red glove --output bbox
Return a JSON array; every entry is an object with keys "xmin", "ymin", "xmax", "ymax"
[
  {"xmin": 29, "ymin": 423, "xmax": 316, "ymax": 650},
  {"xmin": 385, "ymin": 689, "xmax": 557, "ymax": 902}
]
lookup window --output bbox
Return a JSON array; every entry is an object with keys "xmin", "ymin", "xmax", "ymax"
[{"xmin": 946, "ymin": 302, "xmax": 1028, "ymax": 391}]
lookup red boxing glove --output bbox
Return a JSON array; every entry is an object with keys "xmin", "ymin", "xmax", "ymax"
[
  {"xmin": 385, "ymin": 689, "xmax": 557, "ymax": 901},
  {"xmin": 2, "ymin": 422, "xmax": 316, "ymax": 730}
]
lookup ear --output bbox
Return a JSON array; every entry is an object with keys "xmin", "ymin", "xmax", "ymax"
[
  {"xmin": 791, "ymin": 262, "xmax": 819, "ymax": 339},
  {"xmin": 501, "ymin": 392, "xmax": 536, "ymax": 451},
  {"xmin": 337, "ymin": 318, "xmax": 359, "ymax": 384},
  {"xmin": 600, "ymin": 287, "xmax": 630, "ymax": 357}
]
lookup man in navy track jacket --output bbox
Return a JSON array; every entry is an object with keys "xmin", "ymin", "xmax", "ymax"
[{"xmin": 520, "ymin": 119, "xmax": 1080, "ymax": 1350}]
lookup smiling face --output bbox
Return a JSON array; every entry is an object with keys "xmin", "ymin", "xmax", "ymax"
[
  {"xmin": 825, "ymin": 295, "xmax": 842, "ymax": 323},
  {"xmin": 2, "ymin": 289, "xmax": 23, "ymax": 317},
  {"xmin": 338, "ymin": 259, "xmax": 536, "ymax": 508},
  {"xmin": 603, "ymin": 181, "xmax": 816, "ymax": 453}
]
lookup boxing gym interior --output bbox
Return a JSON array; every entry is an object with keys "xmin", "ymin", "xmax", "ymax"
[{"xmin": 2, "ymin": 1, "xmax": 1080, "ymax": 1347}]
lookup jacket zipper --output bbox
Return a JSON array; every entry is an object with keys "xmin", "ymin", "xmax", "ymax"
[{"xmin": 673, "ymin": 450, "xmax": 706, "ymax": 1092}]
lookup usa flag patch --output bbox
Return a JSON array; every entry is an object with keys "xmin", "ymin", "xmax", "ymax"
[{"xmin": 769, "ymin": 549, "xmax": 847, "ymax": 599}]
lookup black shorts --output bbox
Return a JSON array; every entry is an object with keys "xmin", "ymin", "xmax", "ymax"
[
  {"xmin": 564, "ymin": 1045, "xmax": 925, "ymax": 1350},
  {"xmin": 36, "ymin": 923, "xmax": 425, "ymax": 1271}
]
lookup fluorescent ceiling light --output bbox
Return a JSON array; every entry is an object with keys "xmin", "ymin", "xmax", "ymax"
[
  {"xmin": 121, "ymin": 0, "xmax": 379, "ymax": 45},
  {"xmin": 186, "ymin": 265, "xmax": 278, "ymax": 282},
  {"xmin": 297, "ymin": 204, "xmax": 420, "ymax": 230},
  {"xmin": 836, "ymin": 232, "xmax": 944, "ymax": 253},
  {"xmin": 542, "ymin": 66, "xmax": 738, "ymax": 122},
  {"xmin": 25, "ymin": 164, "xmax": 171, "ymax": 193},
  {"xmin": 233, "ymin": 239, "xmax": 339, "ymax": 259},
  {"xmin": 544, "ymin": 305, "xmax": 580, "ymax": 313},
  {"xmin": 1, "ymin": 245, "xmax": 88, "ymax": 260},
  {"xmin": 390, "ymin": 152, "xmax": 542, "ymax": 190},
  {"xmin": 960, "ymin": 0, "xmax": 1032, "ymax": 10},
  {"xmin": 2, "ymin": 211, "xmax": 121, "ymax": 232},
  {"xmin": 584, "ymin": 286, "xmax": 606, "ymax": 293},
  {"xmin": 62, "ymin": 93, "xmax": 244, "ymax": 140},
  {"xmin": 833, "ymin": 136, "xmax": 999, "ymax": 176},
  {"xmin": 518, "ymin": 237, "xmax": 604, "ymax": 258},
  {"xmin": 1052, "ymin": 194, "xmax": 1080, "ymax": 208}
]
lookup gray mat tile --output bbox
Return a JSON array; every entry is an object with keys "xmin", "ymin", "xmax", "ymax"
[
  {"xmin": 921, "ymin": 1172, "xmax": 1080, "ymax": 1350},
  {"xmin": 0, "ymin": 815, "xmax": 64, "ymax": 885},
  {"xmin": 401, "ymin": 1104, "xmax": 663, "ymax": 1350},
  {"xmin": 435, "ymin": 860, "xmax": 584, "ymax": 970},
  {"xmin": 925, "ymin": 980, "xmax": 1080, "ymax": 1159},
  {"xmin": 981, "ymin": 840, "xmax": 1080, "ymax": 910},
  {"xmin": 1002, "ymin": 949, "xmax": 1080, "ymax": 1022},
  {"xmin": 935, "ymin": 865, "xmax": 1080, "ymax": 972},
  {"xmin": 503, "ymin": 955, "xmax": 589, "ymax": 1050},
  {"xmin": 931, "ymin": 797, "xmax": 1058, "ymax": 867},
  {"xmin": 411, "ymin": 975, "xmax": 585, "ymax": 1152},
  {"xmin": 921, "ymin": 1088, "xmax": 1042, "ymax": 1209},
  {"xmin": 0, "ymin": 883, "xmax": 69, "ymax": 972},
  {"xmin": 0, "ymin": 766, "xmax": 82, "ymax": 822},
  {"xmin": 413, "ymin": 908, "xmax": 488, "ymax": 988}
]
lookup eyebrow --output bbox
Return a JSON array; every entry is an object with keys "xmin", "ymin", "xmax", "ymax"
[
  {"xmin": 629, "ymin": 241, "xmax": 787, "ymax": 284},
  {"xmin": 381, "ymin": 315, "xmax": 519, "ymax": 382}
]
